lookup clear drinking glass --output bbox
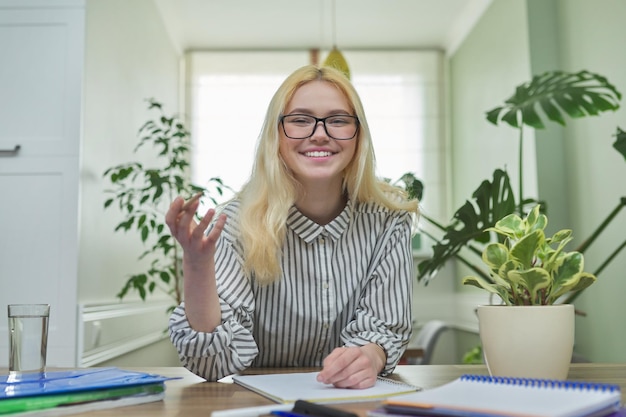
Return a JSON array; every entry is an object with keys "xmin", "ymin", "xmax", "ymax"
[{"xmin": 8, "ymin": 304, "xmax": 50, "ymax": 374}]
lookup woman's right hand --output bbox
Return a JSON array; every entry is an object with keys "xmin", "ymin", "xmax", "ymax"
[
  {"xmin": 165, "ymin": 193, "xmax": 227, "ymax": 331},
  {"xmin": 165, "ymin": 193, "xmax": 227, "ymax": 268}
]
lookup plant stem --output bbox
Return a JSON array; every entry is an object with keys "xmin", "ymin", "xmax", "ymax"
[
  {"xmin": 518, "ymin": 124, "xmax": 524, "ymax": 215},
  {"xmin": 419, "ymin": 213, "xmax": 446, "ymax": 232},
  {"xmin": 576, "ymin": 197, "xmax": 626, "ymax": 254},
  {"xmin": 419, "ymin": 229, "xmax": 492, "ymax": 282},
  {"xmin": 594, "ymin": 239, "xmax": 626, "ymax": 277}
]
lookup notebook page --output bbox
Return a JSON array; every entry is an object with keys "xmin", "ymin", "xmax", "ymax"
[
  {"xmin": 384, "ymin": 376, "xmax": 621, "ymax": 417},
  {"xmin": 232, "ymin": 371, "xmax": 420, "ymax": 404}
]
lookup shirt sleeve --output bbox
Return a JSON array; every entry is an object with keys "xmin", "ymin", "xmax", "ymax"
[
  {"xmin": 168, "ymin": 233, "xmax": 259, "ymax": 381},
  {"xmin": 341, "ymin": 210, "xmax": 414, "ymax": 375}
]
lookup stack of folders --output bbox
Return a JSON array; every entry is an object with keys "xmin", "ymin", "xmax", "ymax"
[
  {"xmin": 0, "ymin": 367, "xmax": 176, "ymax": 416},
  {"xmin": 368, "ymin": 374, "xmax": 624, "ymax": 417}
]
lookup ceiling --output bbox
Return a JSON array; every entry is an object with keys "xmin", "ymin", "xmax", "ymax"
[{"xmin": 154, "ymin": 0, "xmax": 492, "ymax": 54}]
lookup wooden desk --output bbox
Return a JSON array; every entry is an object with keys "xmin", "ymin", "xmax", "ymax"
[{"xmin": 3, "ymin": 364, "xmax": 626, "ymax": 416}]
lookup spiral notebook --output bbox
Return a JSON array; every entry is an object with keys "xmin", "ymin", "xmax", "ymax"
[
  {"xmin": 379, "ymin": 374, "xmax": 622, "ymax": 417},
  {"xmin": 231, "ymin": 371, "xmax": 420, "ymax": 404}
]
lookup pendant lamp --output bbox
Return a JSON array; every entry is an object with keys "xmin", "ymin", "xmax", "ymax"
[{"xmin": 322, "ymin": 0, "xmax": 350, "ymax": 79}]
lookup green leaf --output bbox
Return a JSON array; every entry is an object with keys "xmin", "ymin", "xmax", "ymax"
[
  {"xmin": 418, "ymin": 169, "xmax": 516, "ymax": 282},
  {"xmin": 114, "ymin": 217, "xmax": 134, "ymax": 232},
  {"xmin": 462, "ymin": 275, "xmax": 513, "ymax": 305},
  {"xmin": 613, "ymin": 127, "xmax": 626, "ymax": 161},
  {"xmin": 552, "ymin": 251, "xmax": 583, "ymax": 286},
  {"xmin": 510, "ymin": 230, "xmax": 544, "ymax": 269},
  {"xmin": 492, "ymin": 213, "xmax": 524, "ymax": 238},
  {"xmin": 482, "ymin": 243, "xmax": 509, "ymax": 271},
  {"xmin": 485, "ymin": 70, "xmax": 621, "ymax": 130},
  {"xmin": 510, "ymin": 268, "xmax": 551, "ymax": 303},
  {"xmin": 538, "ymin": 98, "xmax": 566, "ymax": 126},
  {"xmin": 485, "ymin": 107, "xmax": 503, "ymax": 125},
  {"xmin": 519, "ymin": 103, "xmax": 544, "ymax": 129}
]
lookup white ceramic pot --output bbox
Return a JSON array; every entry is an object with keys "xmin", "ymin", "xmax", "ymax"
[{"xmin": 476, "ymin": 304, "xmax": 575, "ymax": 380}]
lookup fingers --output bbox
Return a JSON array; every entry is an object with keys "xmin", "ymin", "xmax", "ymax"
[
  {"xmin": 191, "ymin": 208, "xmax": 216, "ymax": 240},
  {"xmin": 208, "ymin": 213, "xmax": 228, "ymax": 242},
  {"xmin": 317, "ymin": 346, "xmax": 379, "ymax": 389},
  {"xmin": 166, "ymin": 193, "xmax": 227, "ymax": 249},
  {"xmin": 165, "ymin": 196, "xmax": 185, "ymax": 232}
]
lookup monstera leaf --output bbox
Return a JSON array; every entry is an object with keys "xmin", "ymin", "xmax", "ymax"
[
  {"xmin": 486, "ymin": 70, "xmax": 621, "ymax": 129},
  {"xmin": 614, "ymin": 127, "xmax": 626, "ymax": 161},
  {"xmin": 417, "ymin": 169, "xmax": 516, "ymax": 283}
]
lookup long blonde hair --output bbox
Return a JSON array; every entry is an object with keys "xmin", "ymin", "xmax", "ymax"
[{"xmin": 236, "ymin": 65, "xmax": 418, "ymax": 284}]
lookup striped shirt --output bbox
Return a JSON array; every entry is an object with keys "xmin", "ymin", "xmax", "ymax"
[{"xmin": 169, "ymin": 199, "xmax": 414, "ymax": 381}]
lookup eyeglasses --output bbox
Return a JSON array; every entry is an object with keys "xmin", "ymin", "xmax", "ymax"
[{"xmin": 280, "ymin": 114, "xmax": 359, "ymax": 140}]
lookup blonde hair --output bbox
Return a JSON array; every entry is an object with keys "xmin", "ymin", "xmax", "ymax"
[{"xmin": 236, "ymin": 65, "xmax": 419, "ymax": 284}]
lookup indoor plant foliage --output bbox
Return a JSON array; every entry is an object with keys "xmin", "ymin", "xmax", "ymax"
[
  {"xmin": 412, "ymin": 70, "xmax": 624, "ymax": 294},
  {"xmin": 103, "ymin": 99, "xmax": 228, "ymax": 310},
  {"xmin": 462, "ymin": 205, "xmax": 597, "ymax": 306}
]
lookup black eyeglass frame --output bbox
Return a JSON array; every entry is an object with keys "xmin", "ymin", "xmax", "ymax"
[{"xmin": 279, "ymin": 113, "xmax": 360, "ymax": 140}]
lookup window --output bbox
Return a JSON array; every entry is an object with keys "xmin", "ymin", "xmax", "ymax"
[{"xmin": 187, "ymin": 50, "xmax": 446, "ymax": 221}]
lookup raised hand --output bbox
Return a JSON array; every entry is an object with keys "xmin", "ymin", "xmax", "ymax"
[{"xmin": 165, "ymin": 193, "xmax": 227, "ymax": 331}]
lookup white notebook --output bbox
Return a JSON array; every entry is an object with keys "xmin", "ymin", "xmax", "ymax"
[
  {"xmin": 232, "ymin": 371, "xmax": 420, "ymax": 404},
  {"xmin": 379, "ymin": 374, "xmax": 622, "ymax": 417}
]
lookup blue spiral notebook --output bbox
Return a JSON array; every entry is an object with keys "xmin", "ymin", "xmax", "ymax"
[
  {"xmin": 379, "ymin": 374, "xmax": 622, "ymax": 417},
  {"xmin": 0, "ymin": 367, "xmax": 177, "ymax": 415}
]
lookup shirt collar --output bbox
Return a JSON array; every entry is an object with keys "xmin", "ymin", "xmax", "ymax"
[{"xmin": 287, "ymin": 200, "xmax": 352, "ymax": 243}]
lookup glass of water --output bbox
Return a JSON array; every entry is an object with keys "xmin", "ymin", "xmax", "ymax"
[{"xmin": 8, "ymin": 304, "xmax": 50, "ymax": 375}]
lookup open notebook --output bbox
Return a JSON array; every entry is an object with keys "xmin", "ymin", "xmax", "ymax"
[
  {"xmin": 377, "ymin": 374, "xmax": 622, "ymax": 417},
  {"xmin": 232, "ymin": 371, "xmax": 420, "ymax": 404}
]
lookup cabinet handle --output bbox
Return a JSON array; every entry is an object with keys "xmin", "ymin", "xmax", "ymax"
[{"xmin": 0, "ymin": 145, "xmax": 21, "ymax": 156}]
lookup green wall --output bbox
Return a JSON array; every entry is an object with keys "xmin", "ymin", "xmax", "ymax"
[
  {"xmin": 556, "ymin": 0, "xmax": 626, "ymax": 362},
  {"xmin": 448, "ymin": 0, "xmax": 626, "ymax": 362}
]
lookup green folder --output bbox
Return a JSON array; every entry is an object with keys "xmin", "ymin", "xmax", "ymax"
[{"xmin": 0, "ymin": 383, "xmax": 164, "ymax": 414}]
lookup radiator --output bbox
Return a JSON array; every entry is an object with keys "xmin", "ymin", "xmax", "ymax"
[{"xmin": 77, "ymin": 300, "xmax": 172, "ymax": 367}]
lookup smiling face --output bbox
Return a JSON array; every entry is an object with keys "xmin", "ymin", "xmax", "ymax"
[{"xmin": 279, "ymin": 80, "xmax": 358, "ymax": 190}]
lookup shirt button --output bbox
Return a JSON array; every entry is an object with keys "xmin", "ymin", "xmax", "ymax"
[
  {"xmin": 322, "ymin": 282, "xmax": 329, "ymax": 290},
  {"xmin": 319, "ymin": 237, "xmax": 325, "ymax": 244},
  {"xmin": 323, "ymin": 323, "xmax": 329, "ymax": 329}
]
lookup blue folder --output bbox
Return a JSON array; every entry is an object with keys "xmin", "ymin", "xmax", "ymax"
[{"xmin": 0, "ymin": 367, "xmax": 175, "ymax": 398}]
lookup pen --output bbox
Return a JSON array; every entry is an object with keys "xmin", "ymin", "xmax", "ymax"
[
  {"xmin": 270, "ymin": 411, "xmax": 310, "ymax": 417},
  {"xmin": 181, "ymin": 191, "xmax": 203, "ymax": 211},
  {"xmin": 211, "ymin": 403, "xmax": 292, "ymax": 417},
  {"xmin": 292, "ymin": 400, "xmax": 359, "ymax": 417}
]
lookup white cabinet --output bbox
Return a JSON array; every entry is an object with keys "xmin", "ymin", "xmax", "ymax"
[{"xmin": 0, "ymin": 1, "xmax": 84, "ymax": 367}]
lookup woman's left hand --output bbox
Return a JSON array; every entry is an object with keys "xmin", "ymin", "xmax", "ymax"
[{"xmin": 316, "ymin": 344, "xmax": 386, "ymax": 389}]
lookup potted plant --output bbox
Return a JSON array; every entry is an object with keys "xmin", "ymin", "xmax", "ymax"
[
  {"xmin": 462, "ymin": 204, "xmax": 597, "ymax": 306},
  {"xmin": 414, "ymin": 70, "xmax": 623, "ymax": 290},
  {"xmin": 398, "ymin": 69, "xmax": 624, "ymax": 368},
  {"xmin": 461, "ymin": 205, "xmax": 596, "ymax": 379},
  {"xmin": 103, "ymin": 99, "xmax": 230, "ymax": 313}
]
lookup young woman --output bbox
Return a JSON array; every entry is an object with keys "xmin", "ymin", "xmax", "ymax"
[{"xmin": 166, "ymin": 65, "xmax": 419, "ymax": 389}]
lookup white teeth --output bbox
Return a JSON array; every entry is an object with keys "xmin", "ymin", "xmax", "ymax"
[{"xmin": 305, "ymin": 151, "xmax": 332, "ymax": 157}]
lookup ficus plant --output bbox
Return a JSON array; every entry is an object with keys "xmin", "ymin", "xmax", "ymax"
[
  {"xmin": 103, "ymin": 99, "xmax": 229, "ymax": 312},
  {"xmin": 406, "ymin": 69, "xmax": 625, "ymax": 303}
]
